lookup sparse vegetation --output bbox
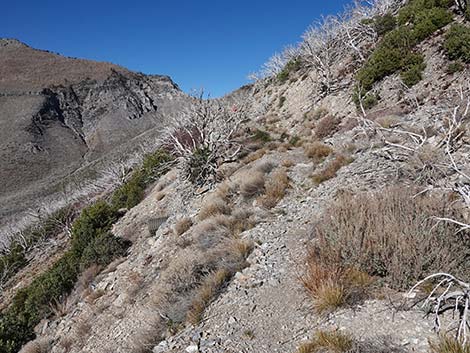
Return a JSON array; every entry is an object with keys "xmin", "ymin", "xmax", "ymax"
[
  {"xmin": 252, "ymin": 129, "xmax": 272, "ymax": 143},
  {"xmin": 309, "ymin": 188, "xmax": 470, "ymax": 291},
  {"xmin": 297, "ymin": 330, "xmax": 353, "ymax": 353},
  {"xmin": 303, "ymin": 142, "xmax": 333, "ymax": 162},
  {"xmin": 315, "ymin": 115, "xmax": 340, "ymax": 139},
  {"xmin": 258, "ymin": 168, "xmax": 290, "ymax": 209},
  {"xmin": 447, "ymin": 61, "xmax": 464, "ymax": 74},
  {"xmin": 239, "ymin": 170, "xmax": 266, "ymax": 198},
  {"xmin": 174, "ymin": 217, "xmax": 193, "ymax": 236},
  {"xmin": 429, "ymin": 335, "xmax": 470, "ymax": 353},
  {"xmin": 311, "ymin": 154, "xmax": 353, "ymax": 184}
]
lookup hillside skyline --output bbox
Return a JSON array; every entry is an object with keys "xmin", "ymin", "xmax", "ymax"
[{"xmin": 1, "ymin": 0, "xmax": 350, "ymax": 97}]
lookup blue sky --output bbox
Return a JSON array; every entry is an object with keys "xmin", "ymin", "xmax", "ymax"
[{"xmin": 2, "ymin": 0, "xmax": 350, "ymax": 97}]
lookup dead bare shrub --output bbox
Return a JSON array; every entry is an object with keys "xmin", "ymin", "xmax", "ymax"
[
  {"xmin": 49, "ymin": 296, "xmax": 71, "ymax": 318},
  {"xmin": 311, "ymin": 187, "xmax": 470, "ymax": 290},
  {"xmin": 312, "ymin": 154, "xmax": 353, "ymax": 184},
  {"xmin": 303, "ymin": 142, "xmax": 333, "ymax": 162},
  {"xmin": 174, "ymin": 217, "xmax": 193, "ymax": 236},
  {"xmin": 315, "ymin": 115, "xmax": 340, "ymax": 139},
  {"xmin": 258, "ymin": 168, "xmax": 290, "ymax": 209},
  {"xmin": 239, "ymin": 170, "xmax": 266, "ymax": 198},
  {"xmin": 405, "ymin": 144, "xmax": 448, "ymax": 184}
]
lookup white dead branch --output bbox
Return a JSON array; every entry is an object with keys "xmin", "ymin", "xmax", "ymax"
[{"xmin": 408, "ymin": 273, "xmax": 470, "ymax": 346}]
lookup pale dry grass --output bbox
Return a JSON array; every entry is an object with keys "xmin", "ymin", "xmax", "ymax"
[
  {"xmin": 303, "ymin": 142, "xmax": 333, "ymax": 162},
  {"xmin": 429, "ymin": 335, "xmax": 470, "ymax": 353},
  {"xmin": 312, "ymin": 154, "xmax": 353, "ymax": 185},
  {"xmin": 315, "ymin": 115, "xmax": 340, "ymax": 139},
  {"xmin": 258, "ymin": 168, "xmax": 290, "ymax": 209},
  {"xmin": 281, "ymin": 159, "xmax": 295, "ymax": 168},
  {"xmin": 198, "ymin": 196, "xmax": 231, "ymax": 221},
  {"xmin": 239, "ymin": 170, "xmax": 266, "ymax": 198},
  {"xmin": 242, "ymin": 148, "xmax": 267, "ymax": 164},
  {"xmin": 297, "ymin": 330, "xmax": 353, "ymax": 353},
  {"xmin": 174, "ymin": 217, "xmax": 193, "ymax": 236},
  {"xmin": 77, "ymin": 264, "xmax": 102, "ymax": 293}
]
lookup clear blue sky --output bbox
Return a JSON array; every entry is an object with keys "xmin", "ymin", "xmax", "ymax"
[{"xmin": 2, "ymin": 0, "xmax": 350, "ymax": 97}]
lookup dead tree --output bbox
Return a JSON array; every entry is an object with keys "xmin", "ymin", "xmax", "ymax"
[{"xmin": 162, "ymin": 92, "xmax": 247, "ymax": 186}]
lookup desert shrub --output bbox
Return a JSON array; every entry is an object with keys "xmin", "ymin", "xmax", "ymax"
[
  {"xmin": 447, "ymin": 61, "xmax": 464, "ymax": 73},
  {"xmin": 400, "ymin": 52, "xmax": 426, "ymax": 86},
  {"xmin": 277, "ymin": 58, "xmax": 302, "ymax": 83},
  {"xmin": 315, "ymin": 115, "xmax": 340, "ymax": 139},
  {"xmin": 303, "ymin": 142, "xmax": 333, "ymax": 162},
  {"xmin": 372, "ymin": 14, "xmax": 397, "ymax": 36},
  {"xmin": 355, "ymin": 1, "xmax": 452, "ymax": 104},
  {"xmin": 289, "ymin": 135, "xmax": 301, "ymax": 146},
  {"xmin": 311, "ymin": 188, "xmax": 470, "ymax": 290},
  {"xmin": 444, "ymin": 24, "xmax": 470, "ymax": 62},
  {"xmin": 79, "ymin": 231, "xmax": 130, "ymax": 270},
  {"xmin": 312, "ymin": 154, "xmax": 353, "ymax": 185},
  {"xmin": 252, "ymin": 129, "xmax": 271, "ymax": 143}
]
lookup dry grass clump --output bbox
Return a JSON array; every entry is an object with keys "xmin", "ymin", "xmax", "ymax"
[
  {"xmin": 281, "ymin": 159, "xmax": 295, "ymax": 168},
  {"xmin": 198, "ymin": 196, "xmax": 231, "ymax": 221},
  {"xmin": 186, "ymin": 268, "xmax": 231, "ymax": 324},
  {"xmin": 375, "ymin": 115, "xmax": 400, "ymax": 128},
  {"xmin": 301, "ymin": 253, "xmax": 372, "ymax": 314},
  {"xmin": 239, "ymin": 170, "xmax": 266, "ymax": 198},
  {"xmin": 83, "ymin": 288, "xmax": 106, "ymax": 304},
  {"xmin": 315, "ymin": 115, "xmax": 340, "ymax": 139},
  {"xmin": 77, "ymin": 264, "xmax": 102, "ymax": 293},
  {"xmin": 429, "ymin": 335, "xmax": 470, "ymax": 353},
  {"xmin": 305, "ymin": 107, "xmax": 329, "ymax": 121},
  {"xmin": 255, "ymin": 159, "xmax": 277, "ymax": 174},
  {"xmin": 242, "ymin": 148, "xmax": 267, "ymax": 164},
  {"xmin": 310, "ymin": 187, "xmax": 470, "ymax": 291},
  {"xmin": 19, "ymin": 338, "xmax": 51, "ymax": 353},
  {"xmin": 59, "ymin": 337, "xmax": 73, "ymax": 353},
  {"xmin": 258, "ymin": 168, "xmax": 290, "ymax": 209},
  {"xmin": 297, "ymin": 330, "xmax": 353, "ymax": 353},
  {"xmin": 49, "ymin": 296, "xmax": 71, "ymax": 318},
  {"xmin": 174, "ymin": 217, "xmax": 193, "ymax": 236},
  {"xmin": 303, "ymin": 142, "xmax": 333, "ymax": 162},
  {"xmin": 312, "ymin": 154, "xmax": 353, "ymax": 185}
]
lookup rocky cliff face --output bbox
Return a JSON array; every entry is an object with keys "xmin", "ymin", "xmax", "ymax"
[{"xmin": 0, "ymin": 39, "xmax": 189, "ymax": 229}]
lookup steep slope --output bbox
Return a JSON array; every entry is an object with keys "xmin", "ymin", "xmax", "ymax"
[{"xmin": 0, "ymin": 39, "xmax": 188, "ymax": 229}]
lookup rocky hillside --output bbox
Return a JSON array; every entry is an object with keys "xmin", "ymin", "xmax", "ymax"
[
  {"xmin": 0, "ymin": 39, "xmax": 189, "ymax": 232},
  {"xmin": 2, "ymin": 1, "xmax": 470, "ymax": 353}
]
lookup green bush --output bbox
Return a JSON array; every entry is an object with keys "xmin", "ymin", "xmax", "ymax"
[
  {"xmin": 398, "ymin": 0, "xmax": 452, "ymax": 25},
  {"xmin": 277, "ymin": 58, "xmax": 302, "ymax": 83},
  {"xmin": 187, "ymin": 146, "xmax": 213, "ymax": 185},
  {"xmin": 447, "ymin": 61, "xmax": 464, "ymax": 73},
  {"xmin": 400, "ymin": 52, "xmax": 426, "ymax": 86},
  {"xmin": 79, "ymin": 231, "xmax": 130, "ymax": 270},
  {"xmin": 373, "ymin": 13, "xmax": 397, "ymax": 35},
  {"xmin": 411, "ymin": 7, "xmax": 453, "ymax": 42},
  {"xmin": 252, "ymin": 129, "xmax": 271, "ymax": 142},
  {"xmin": 444, "ymin": 24, "xmax": 470, "ymax": 62}
]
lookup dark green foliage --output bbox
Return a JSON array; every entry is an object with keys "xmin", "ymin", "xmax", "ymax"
[
  {"xmin": 111, "ymin": 149, "xmax": 173, "ymax": 209},
  {"xmin": 79, "ymin": 231, "xmax": 130, "ymax": 270},
  {"xmin": 444, "ymin": 24, "xmax": 470, "ymax": 62},
  {"xmin": 289, "ymin": 135, "xmax": 301, "ymax": 146},
  {"xmin": 400, "ymin": 53, "xmax": 426, "ymax": 86},
  {"xmin": 187, "ymin": 146, "xmax": 214, "ymax": 185},
  {"xmin": 353, "ymin": 91, "xmax": 380, "ymax": 110},
  {"xmin": 410, "ymin": 7, "xmax": 453, "ymax": 42},
  {"xmin": 447, "ymin": 61, "xmax": 465, "ymax": 73},
  {"xmin": 373, "ymin": 13, "xmax": 397, "ymax": 35},
  {"xmin": 277, "ymin": 58, "xmax": 302, "ymax": 83},
  {"xmin": 355, "ymin": 0, "xmax": 453, "ymax": 107},
  {"xmin": 252, "ymin": 129, "xmax": 271, "ymax": 142}
]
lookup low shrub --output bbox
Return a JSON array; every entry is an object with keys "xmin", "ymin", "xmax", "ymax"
[
  {"xmin": 258, "ymin": 169, "xmax": 290, "ymax": 209},
  {"xmin": 310, "ymin": 188, "xmax": 470, "ymax": 290},
  {"xmin": 252, "ymin": 129, "xmax": 271, "ymax": 143},
  {"xmin": 303, "ymin": 142, "xmax": 333, "ymax": 162},
  {"xmin": 447, "ymin": 61, "xmax": 464, "ymax": 74},
  {"xmin": 373, "ymin": 13, "xmax": 397, "ymax": 36},
  {"xmin": 444, "ymin": 24, "xmax": 470, "ymax": 63},
  {"xmin": 174, "ymin": 217, "xmax": 193, "ymax": 236},
  {"xmin": 297, "ymin": 331, "xmax": 353, "ymax": 353},
  {"xmin": 277, "ymin": 58, "xmax": 303, "ymax": 83},
  {"xmin": 312, "ymin": 154, "xmax": 353, "ymax": 185},
  {"xmin": 239, "ymin": 171, "xmax": 266, "ymax": 198},
  {"xmin": 198, "ymin": 196, "xmax": 231, "ymax": 221},
  {"xmin": 315, "ymin": 115, "xmax": 340, "ymax": 139}
]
